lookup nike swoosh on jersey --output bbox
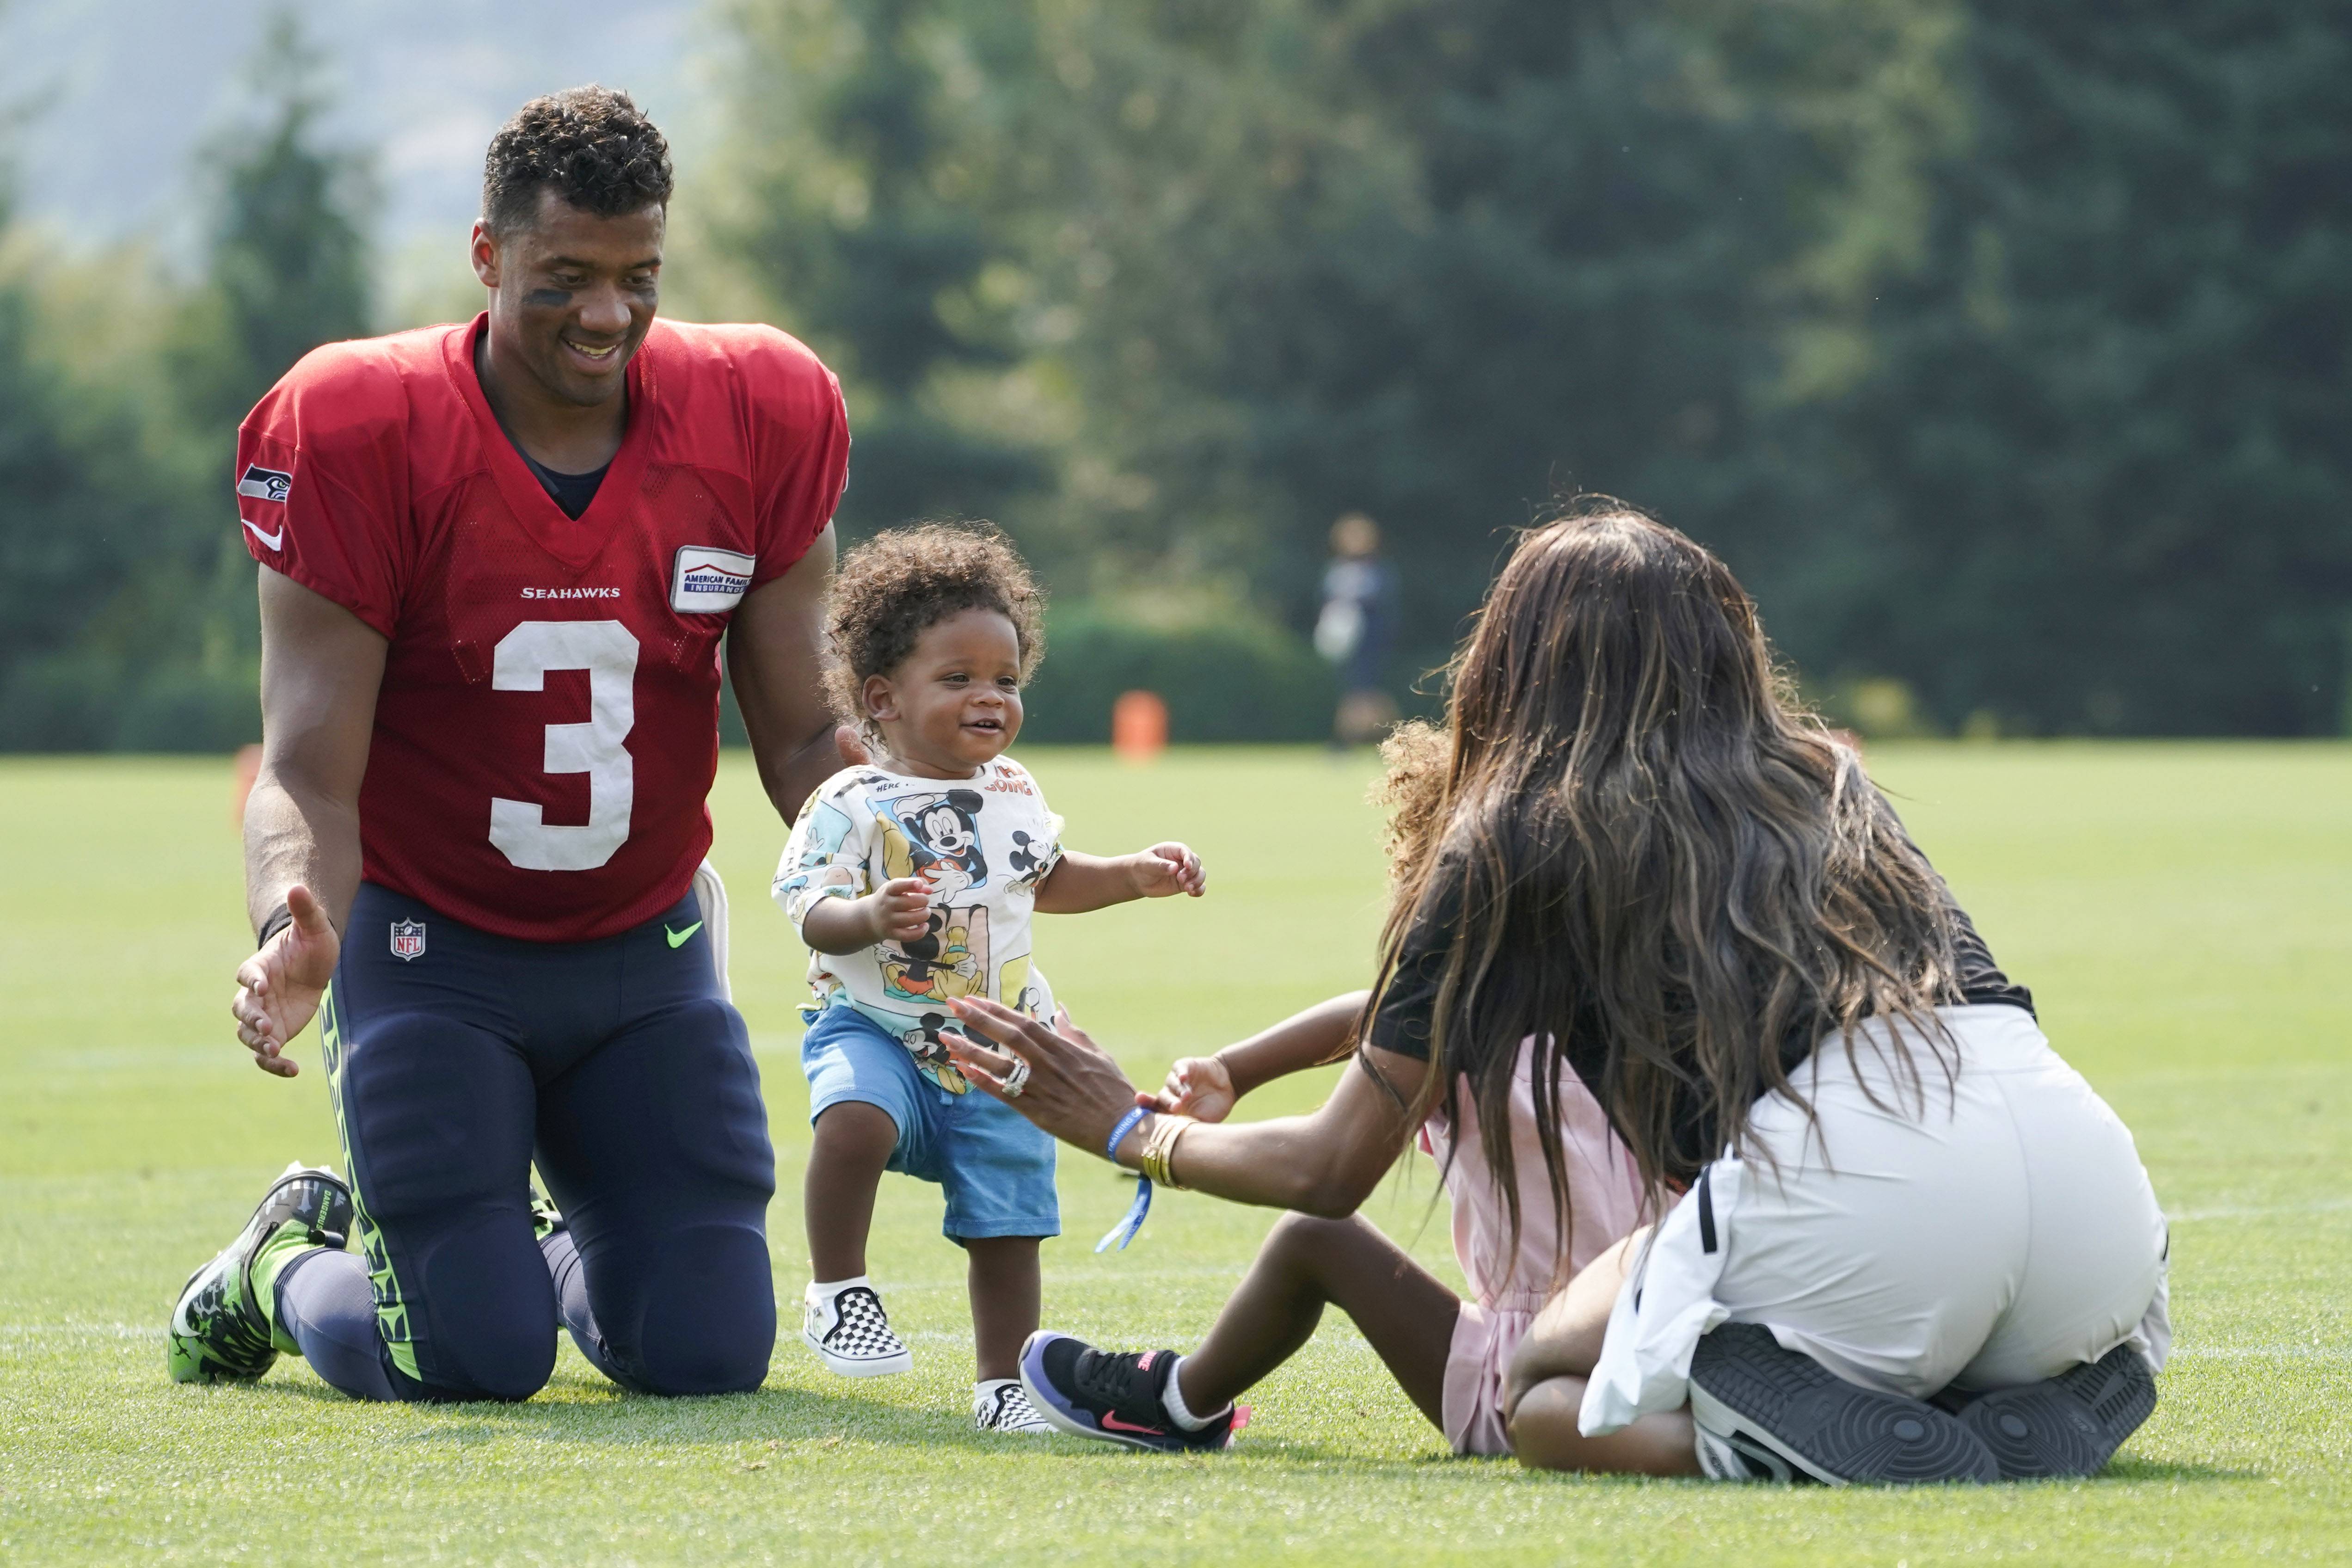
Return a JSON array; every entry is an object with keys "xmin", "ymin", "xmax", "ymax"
[
  {"xmin": 665, "ymin": 921, "xmax": 704, "ymax": 948},
  {"xmin": 242, "ymin": 518, "xmax": 286, "ymax": 551}
]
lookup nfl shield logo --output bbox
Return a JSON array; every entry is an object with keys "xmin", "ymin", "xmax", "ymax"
[{"xmin": 389, "ymin": 919, "xmax": 427, "ymax": 961}]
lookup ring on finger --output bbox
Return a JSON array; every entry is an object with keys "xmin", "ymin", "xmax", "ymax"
[{"xmin": 1001, "ymin": 1057, "xmax": 1032, "ymax": 1099}]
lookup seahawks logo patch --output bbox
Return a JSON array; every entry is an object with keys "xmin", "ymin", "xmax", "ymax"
[{"xmin": 237, "ymin": 464, "xmax": 293, "ymax": 503}]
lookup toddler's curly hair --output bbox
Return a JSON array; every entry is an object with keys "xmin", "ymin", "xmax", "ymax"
[{"xmin": 826, "ymin": 522, "xmax": 1047, "ymax": 744}]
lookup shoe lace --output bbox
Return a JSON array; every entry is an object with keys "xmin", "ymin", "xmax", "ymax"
[{"xmin": 1071, "ymin": 1349, "xmax": 1159, "ymax": 1420}]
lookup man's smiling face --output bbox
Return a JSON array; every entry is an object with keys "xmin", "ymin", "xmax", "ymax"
[{"xmin": 472, "ymin": 189, "xmax": 664, "ymax": 408}]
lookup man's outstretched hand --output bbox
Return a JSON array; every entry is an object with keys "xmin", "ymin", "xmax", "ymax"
[{"xmin": 230, "ymin": 885, "xmax": 339, "ymax": 1078}]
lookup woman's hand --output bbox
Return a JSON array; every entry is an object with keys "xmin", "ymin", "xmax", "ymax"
[
  {"xmin": 1148, "ymin": 1055, "xmax": 1237, "ymax": 1122},
  {"xmin": 944, "ymin": 996, "xmax": 1145, "ymax": 1162}
]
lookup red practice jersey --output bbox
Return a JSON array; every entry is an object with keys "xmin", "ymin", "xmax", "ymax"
[{"xmin": 235, "ymin": 314, "xmax": 849, "ymax": 942}]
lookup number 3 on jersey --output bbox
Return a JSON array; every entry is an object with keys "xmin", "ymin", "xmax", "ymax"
[{"xmin": 488, "ymin": 620, "xmax": 638, "ymax": 871}]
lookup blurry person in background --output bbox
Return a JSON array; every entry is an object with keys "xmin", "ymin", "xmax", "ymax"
[{"xmin": 1314, "ymin": 512, "xmax": 1398, "ymax": 748}]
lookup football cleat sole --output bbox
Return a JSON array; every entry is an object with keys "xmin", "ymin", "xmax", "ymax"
[
  {"xmin": 1955, "ymin": 1344, "xmax": 2158, "ymax": 1479},
  {"xmin": 1688, "ymin": 1322, "xmax": 1998, "ymax": 1486}
]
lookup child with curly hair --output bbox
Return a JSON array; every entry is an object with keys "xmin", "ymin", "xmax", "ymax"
[{"xmin": 771, "ymin": 522, "xmax": 1206, "ymax": 1433}]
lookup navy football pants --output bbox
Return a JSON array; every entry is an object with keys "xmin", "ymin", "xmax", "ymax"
[{"xmin": 276, "ymin": 882, "xmax": 776, "ymax": 1402}]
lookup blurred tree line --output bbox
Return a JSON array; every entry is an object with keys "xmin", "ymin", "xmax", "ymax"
[
  {"xmin": 3, "ymin": 0, "xmax": 2346, "ymax": 748},
  {"xmin": 0, "ymin": 13, "xmax": 365, "ymax": 749}
]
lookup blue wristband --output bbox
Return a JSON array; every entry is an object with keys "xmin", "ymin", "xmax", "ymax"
[
  {"xmin": 1095, "ymin": 1107, "xmax": 1154, "ymax": 1253},
  {"xmin": 1104, "ymin": 1106, "xmax": 1150, "ymax": 1164}
]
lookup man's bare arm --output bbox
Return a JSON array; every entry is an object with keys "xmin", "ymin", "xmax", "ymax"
[
  {"xmin": 729, "ymin": 523, "xmax": 857, "ymax": 826},
  {"xmin": 246, "ymin": 567, "xmax": 385, "ymax": 932},
  {"xmin": 228, "ymin": 566, "xmax": 384, "ymax": 1076}
]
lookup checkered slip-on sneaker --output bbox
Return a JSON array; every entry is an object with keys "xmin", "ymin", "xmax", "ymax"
[
  {"xmin": 802, "ymin": 1282, "xmax": 912, "ymax": 1377},
  {"xmin": 976, "ymin": 1379, "xmax": 1056, "ymax": 1435}
]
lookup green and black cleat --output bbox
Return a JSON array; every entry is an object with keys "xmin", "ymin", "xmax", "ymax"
[
  {"xmin": 528, "ymin": 1187, "xmax": 567, "ymax": 1243},
  {"xmin": 167, "ymin": 1162, "xmax": 353, "ymax": 1384}
]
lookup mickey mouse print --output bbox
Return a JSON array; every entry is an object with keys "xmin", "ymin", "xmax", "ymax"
[{"xmin": 773, "ymin": 757, "xmax": 1065, "ymax": 1091}]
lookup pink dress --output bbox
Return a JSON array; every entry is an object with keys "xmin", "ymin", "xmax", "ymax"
[{"xmin": 1422, "ymin": 1040, "xmax": 1647, "ymax": 1456}]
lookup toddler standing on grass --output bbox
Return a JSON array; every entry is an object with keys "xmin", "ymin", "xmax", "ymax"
[{"xmin": 771, "ymin": 522, "xmax": 1206, "ymax": 1433}]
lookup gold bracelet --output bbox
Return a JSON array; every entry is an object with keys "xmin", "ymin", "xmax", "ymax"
[
  {"xmin": 1138, "ymin": 1115, "xmax": 1169, "ymax": 1185},
  {"xmin": 1141, "ymin": 1113, "xmax": 1193, "ymax": 1189},
  {"xmin": 1161, "ymin": 1116, "xmax": 1192, "ymax": 1191}
]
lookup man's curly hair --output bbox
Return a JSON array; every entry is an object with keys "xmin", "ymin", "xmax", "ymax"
[
  {"xmin": 483, "ymin": 86, "xmax": 673, "ymax": 235},
  {"xmin": 827, "ymin": 523, "xmax": 1046, "ymax": 744}
]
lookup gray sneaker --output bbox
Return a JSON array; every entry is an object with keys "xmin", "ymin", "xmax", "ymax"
[
  {"xmin": 1952, "ymin": 1344, "xmax": 2157, "ymax": 1479},
  {"xmin": 1688, "ymin": 1322, "xmax": 1998, "ymax": 1485}
]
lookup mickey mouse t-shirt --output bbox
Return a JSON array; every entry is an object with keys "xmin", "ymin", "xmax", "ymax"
[{"xmin": 773, "ymin": 757, "xmax": 1064, "ymax": 1092}]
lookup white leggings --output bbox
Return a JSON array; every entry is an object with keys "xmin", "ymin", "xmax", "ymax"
[{"xmin": 1582, "ymin": 1004, "xmax": 2169, "ymax": 1433}]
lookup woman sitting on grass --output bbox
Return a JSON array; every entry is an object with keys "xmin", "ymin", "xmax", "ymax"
[{"xmin": 943, "ymin": 503, "xmax": 2172, "ymax": 1482}]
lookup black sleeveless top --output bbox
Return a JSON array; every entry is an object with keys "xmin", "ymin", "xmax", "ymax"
[{"xmin": 1363, "ymin": 827, "xmax": 2033, "ymax": 1185}]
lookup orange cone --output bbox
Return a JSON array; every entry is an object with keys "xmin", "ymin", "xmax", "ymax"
[{"xmin": 1112, "ymin": 690, "xmax": 1168, "ymax": 763}]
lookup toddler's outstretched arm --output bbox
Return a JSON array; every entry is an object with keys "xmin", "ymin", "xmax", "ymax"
[
  {"xmin": 1033, "ymin": 842, "xmax": 1205, "ymax": 912},
  {"xmin": 1149, "ymin": 990, "xmax": 1373, "ymax": 1122}
]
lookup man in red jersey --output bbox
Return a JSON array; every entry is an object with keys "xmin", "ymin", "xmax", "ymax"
[{"xmin": 168, "ymin": 88, "xmax": 853, "ymax": 1402}]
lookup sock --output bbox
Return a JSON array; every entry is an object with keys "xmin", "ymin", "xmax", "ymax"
[
  {"xmin": 1159, "ymin": 1354, "xmax": 1229, "ymax": 1431},
  {"xmin": 808, "ymin": 1274, "xmax": 871, "ymax": 1305},
  {"xmin": 271, "ymin": 1247, "xmax": 397, "ymax": 1401},
  {"xmin": 248, "ymin": 1223, "xmax": 330, "ymax": 1354}
]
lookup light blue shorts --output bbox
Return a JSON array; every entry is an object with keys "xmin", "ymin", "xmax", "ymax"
[{"xmin": 801, "ymin": 1005, "xmax": 1060, "ymax": 1241}]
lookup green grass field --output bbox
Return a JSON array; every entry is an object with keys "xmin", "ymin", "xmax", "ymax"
[{"xmin": 2, "ymin": 744, "xmax": 2346, "ymax": 1563}]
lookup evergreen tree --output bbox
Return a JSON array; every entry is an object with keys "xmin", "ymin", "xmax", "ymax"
[
  {"xmin": 724, "ymin": 0, "xmax": 1044, "ymax": 536},
  {"xmin": 119, "ymin": 7, "xmax": 375, "ymax": 750},
  {"xmin": 0, "ymin": 234, "xmax": 153, "ymax": 748},
  {"xmin": 173, "ymin": 8, "xmax": 372, "ymax": 433},
  {"xmin": 996, "ymin": 0, "xmax": 1873, "ymax": 670},
  {"xmin": 1811, "ymin": 0, "xmax": 2352, "ymax": 735}
]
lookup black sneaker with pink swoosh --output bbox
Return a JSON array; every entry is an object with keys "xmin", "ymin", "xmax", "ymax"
[{"xmin": 1017, "ymin": 1332, "xmax": 1245, "ymax": 1452}]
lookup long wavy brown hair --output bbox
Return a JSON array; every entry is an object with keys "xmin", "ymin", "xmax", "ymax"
[{"xmin": 1369, "ymin": 502, "xmax": 1962, "ymax": 1249}]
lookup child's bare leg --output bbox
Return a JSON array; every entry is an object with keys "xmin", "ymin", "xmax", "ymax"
[
  {"xmin": 1178, "ymin": 1212, "xmax": 1459, "ymax": 1429},
  {"xmin": 964, "ymin": 1236, "xmax": 1041, "ymax": 1381},
  {"xmin": 1508, "ymin": 1378, "xmax": 1700, "ymax": 1475},
  {"xmin": 1500, "ymin": 1228, "xmax": 1699, "ymax": 1476},
  {"xmin": 1502, "ymin": 1229, "xmax": 1642, "ymax": 1403},
  {"xmin": 804, "ymin": 1102, "xmax": 897, "ymax": 1280}
]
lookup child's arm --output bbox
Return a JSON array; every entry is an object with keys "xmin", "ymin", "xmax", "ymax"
[
  {"xmin": 799, "ymin": 877, "xmax": 930, "ymax": 955},
  {"xmin": 1147, "ymin": 990, "xmax": 1373, "ymax": 1123},
  {"xmin": 1031, "ymin": 842, "xmax": 1205, "ymax": 913}
]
